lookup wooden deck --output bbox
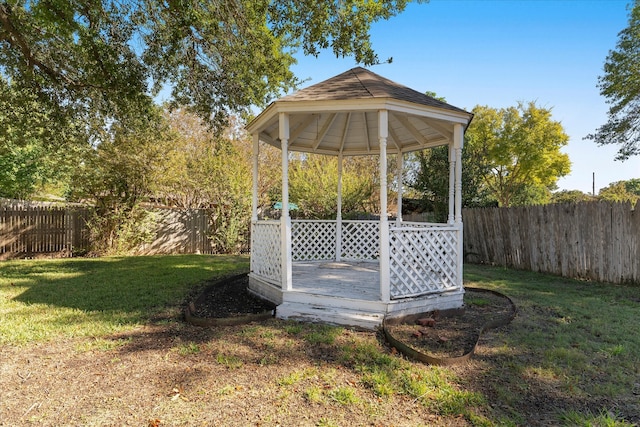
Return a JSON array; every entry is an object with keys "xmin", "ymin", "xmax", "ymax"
[
  {"xmin": 250, "ymin": 260, "xmax": 465, "ymax": 330},
  {"xmin": 291, "ymin": 261, "xmax": 381, "ymax": 300}
]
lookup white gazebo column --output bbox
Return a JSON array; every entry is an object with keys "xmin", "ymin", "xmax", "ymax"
[
  {"xmin": 378, "ymin": 110, "xmax": 390, "ymax": 303},
  {"xmin": 453, "ymin": 124, "xmax": 464, "ymax": 289},
  {"xmin": 251, "ymin": 133, "xmax": 260, "ymax": 222},
  {"xmin": 280, "ymin": 113, "xmax": 293, "ymax": 291},
  {"xmin": 336, "ymin": 153, "xmax": 343, "ymax": 261},
  {"xmin": 396, "ymin": 152, "xmax": 403, "ymax": 225},
  {"xmin": 448, "ymin": 144, "xmax": 455, "ymax": 225}
]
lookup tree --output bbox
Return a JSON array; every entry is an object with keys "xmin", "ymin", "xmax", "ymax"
[
  {"xmin": 469, "ymin": 103, "xmax": 571, "ymax": 207},
  {"xmin": 411, "ymin": 143, "xmax": 493, "ymax": 222},
  {"xmin": 550, "ymin": 190, "xmax": 594, "ymax": 204},
  {"xmin": 0, "ymin": 77, "xmax": 86, "ymax": 199},
  {"xmin": 289, "ymin": 154, "xmax": 377, "ymax": 219},
  {"xmin": 156, "ymin": 110, "xmax": 260, "ymax": 254},
  {"xmin": 67, "ymin": 105, "xmax": 175, "ymax": 254},
  {"xmin": 1, "ymin": 0, "xmax": 417, "ymax": 138},
  {"xmin": 598, "ymin": 178, "xmax": 640, "ymax": 204},
  {"xmin": 587, "ymin": 0, "xmax": 640, "ymax": 160}
]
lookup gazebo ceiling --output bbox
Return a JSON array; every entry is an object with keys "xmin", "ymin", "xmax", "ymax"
[{"xmin": 247, "ymin": 67, "xmax": 473, "ymax": 156}]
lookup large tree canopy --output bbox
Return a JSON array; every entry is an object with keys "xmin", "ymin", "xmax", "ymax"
[
  {"xmin": 587, "ymin": 0, "xmax": 640, "ymax": 160},
  {"xmin": 411, "ymin": 102, "xmax": 571, "ymax": 211},
  {"xmin": 0, "ymin": 0, "xmax": 415, "ymax": 133},
  {"xmin": 467, "ymin": 102, "xmax": 571, "ymax": 207}
]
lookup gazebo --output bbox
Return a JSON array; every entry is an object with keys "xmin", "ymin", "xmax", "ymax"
[{"xmin": 246, "ymin": 67, "xmax": 473, "ymax": 329}]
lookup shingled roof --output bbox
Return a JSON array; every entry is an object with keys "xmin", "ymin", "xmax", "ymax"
[
  {"xmin": 279, "ymin": 67, "xmax": 468, "ymax": 115},
  {"xmin": 247, "ymin": 67, "xmax": 473, "ymax": 156}
]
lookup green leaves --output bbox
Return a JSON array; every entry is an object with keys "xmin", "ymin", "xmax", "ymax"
[
  {"xmin": 268, "ymin": 0, "xmax": 414, "ymax": 65},
  {"xmin": 289, "ymin": 154, "xmax": 376, "ymax": 219},
  {"xmin": 587, "ymin": 0, "xmax": 640, "ymax": 160},
  {"xmin": 413, "ymin": 101, "xmax": 571, "ymax": 212},
  {"xmin": 1, "ymin": 0, "xmax": 418, "ymax": 140},
  {"xmin": 598, "ymin": 178, "xmax": 640, "ymax": 204},
  {"xmin": 469, "ymin": 102, "xmax": 571, "ymax": 207}
]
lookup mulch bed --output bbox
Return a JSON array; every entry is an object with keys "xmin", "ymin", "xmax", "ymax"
[
  {"xmin": 185, "ymin": 274, "xmax": 277, "ymax": 326},
  {"xmin": 190, "ymin": 274, "xmax": 276, "ymax": 318}
]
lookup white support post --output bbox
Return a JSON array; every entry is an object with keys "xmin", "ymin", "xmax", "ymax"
[
  {"xmin": 448, "ymin": 144, "xmax": 455, "ymax": 225},
  {"xmin": 396, "ymin": 152, "xmax": 403, "ymax": 225},
  {"xmin": 336, "ymin": 153, "xmax": 343, "ymax": 261},
  {"xmin": 251, "ymin": 133, "xmax": 260, "ymax": 222},
  {"xmin": 378, "ymin": 110, "xmax": 390, "ymax": 303},
  {"xmin": 454, "ymin": 124, "xmax": 463, "ymax": 224},
  {"xmin": 280, "ymin": 113, "xmax": 292, "ymax": 292},
  {"xmin": 453, "ymin": 124, "xmax": 464, "ymax": 290}
]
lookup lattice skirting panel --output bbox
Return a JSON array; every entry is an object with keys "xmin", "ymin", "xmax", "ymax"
[
  {"xmin": 389, "ymin": 227, "xmax": 459, "ymax": 299},
  {"xmin": 251, "ymin": 221, "xmax": 282, "ymax": 285}
]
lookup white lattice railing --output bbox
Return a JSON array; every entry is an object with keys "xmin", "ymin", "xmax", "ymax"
[
  {"xmin": 341, "ymin": 220, "xmax": 379, "ymax": 260},
  {"xmin": 252, "ymin": 219, "xmax": 461, "ymax": 300},
  {"xmin": 292, "ymin": 220, "xmax": 337, "ymax": 261},
  {"xmin": 251, "ymin": 221, "xmax": 282, "ymax": 286},
  {"xmin": 290, "ymin": 220, "xmax": 380, "ymax": 261},
  {"xmin": 389, "ymin": 224, "xmax": 460, "ymax": 299}
]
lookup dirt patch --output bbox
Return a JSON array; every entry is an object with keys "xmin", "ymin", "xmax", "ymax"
[{"xmin": 384, "ymin": 288, "xmax": 516, "ymax": 360}]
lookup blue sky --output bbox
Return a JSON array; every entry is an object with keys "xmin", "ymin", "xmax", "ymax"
[{"xmin": 289, "ymin": 0, "xmax": 640, "ymax": 195}]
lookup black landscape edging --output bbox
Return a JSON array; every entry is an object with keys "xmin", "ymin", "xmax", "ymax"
[{"xmin": 382, "ymin": 287, "xmax": 517, "ymax": 366}]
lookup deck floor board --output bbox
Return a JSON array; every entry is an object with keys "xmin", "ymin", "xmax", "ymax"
[{"xmin": 291, "ymin": 261, "xmax": 380, "ymax": 301}]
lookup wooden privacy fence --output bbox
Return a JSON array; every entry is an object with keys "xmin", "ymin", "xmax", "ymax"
[
  {"xmin": 0, "ymin": 203, "xmax": 248, "ymax": 257},
  {"xmin": 137, "ymin": 208, "xmax": 214, "ymax": 255},
  {"xmin": 0, "ymin": 205, "xmax": 91, "ymax": 258},
  {"xmin": 463, "ymin": 201, "xmax": 639, "ymax": 285}
]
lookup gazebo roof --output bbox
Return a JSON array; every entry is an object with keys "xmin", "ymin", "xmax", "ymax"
[{"xmin": 247, "ymin": 67, "xmax": 473, "ymax": 156}]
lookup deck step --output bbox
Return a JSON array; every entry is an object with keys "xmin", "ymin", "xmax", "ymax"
[
  {"xmin": 282, "ymin": 290, "xmax": 386, "ymax": 312},
  {"xmin": 276, "ymin": 301, "xmax": 385, "ymax": 330}
]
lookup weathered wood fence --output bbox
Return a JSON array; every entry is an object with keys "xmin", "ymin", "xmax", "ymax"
[
  {"xmin": 0, "ymin": 204, "xmax": 239, "ymax": 258},
  {"xmin": 463, "ymin": 201, "xmax": 639, "ymax": 285},
  {"xmin": 137, "ymin": 209, "xmax": 214, "ymax": 255},
  {"xmin": 0, "ymin": 204, "xmax": 91, "ymax": 258}
]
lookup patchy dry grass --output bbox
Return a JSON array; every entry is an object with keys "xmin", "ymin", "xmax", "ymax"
[{"xmin": 1, "ymin": 258, "xmax": 638, "ymax": 426}]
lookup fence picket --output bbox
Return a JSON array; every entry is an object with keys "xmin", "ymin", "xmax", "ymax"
[{"xmin": 463, "ymin": 201, "xmax": 639, "ymax": 285}]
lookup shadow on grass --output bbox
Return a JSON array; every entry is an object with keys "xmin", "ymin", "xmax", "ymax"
[{"xmin": 8, "ymin": 255, "xmax": 248, "ymax": 316}]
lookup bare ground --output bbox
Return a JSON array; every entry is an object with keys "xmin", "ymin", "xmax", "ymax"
[{"xmin": 1, "ymin": 275, "xmax": 633, "ymax": 426}]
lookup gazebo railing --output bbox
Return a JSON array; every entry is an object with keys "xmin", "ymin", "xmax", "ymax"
[
  {"xmin": 291, "ymin": 220, "xmax": 379, "ymax": 261},
  {"xmin": 341, "ymin": 220, "xmax": 379, "ymax": 260},
  {"xmin": 291, "ymin": 220, "xmax": 337, "ymax": 261},
  {"xmin": 251, "ymin": 219, "xmax": 461, "ymax": 298},
  {"xmin": 250, "ymin": 220, "xmax": 282, "ymax": 286},
  {"xmin": 389, "ymin": 223, "xmax": 460, "ymax": 299}
]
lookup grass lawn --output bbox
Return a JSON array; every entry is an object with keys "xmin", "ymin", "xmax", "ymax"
[
  {"xmin": 0, "ymin": 254, "xmax": 249, "ymax": 344},
  {"xmin": 0, "ymin": 256, "xmax": 638, "ymax": 426}
]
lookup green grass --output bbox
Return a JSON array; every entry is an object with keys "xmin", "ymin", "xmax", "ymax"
[
  {"xmin": 328, "ymin": 386, "xmax": 361, "ymax": 405},
  {"xmin": 464, "ymin": 264, "xmax": 639, "ymax": 425},
  {"xmin": 0, "ymin": 254, "xmax": 248, "ymax": 345},
  {"xmin": 560, "ymin": 409, "xmax": 634, "ymax": 427}
]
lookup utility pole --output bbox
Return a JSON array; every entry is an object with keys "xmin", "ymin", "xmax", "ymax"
[{"xmin": 592, "ymin": 172, "xmax": 595, "ymax": 196}]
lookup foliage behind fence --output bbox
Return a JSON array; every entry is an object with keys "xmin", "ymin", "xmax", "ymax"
[
  {"xmin": 463, "ymin": 201, "xmax": 639, "ymax": 285},
  {"xmin": 0, "ymin": 203, "xmax": 247, "ymax": 258}
]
